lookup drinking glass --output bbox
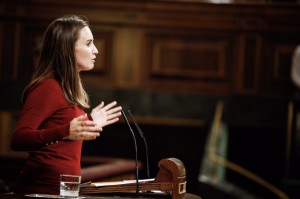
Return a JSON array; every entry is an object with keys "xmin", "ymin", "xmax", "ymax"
[{"xmin": 60, "ymin": 174, "xmax": 81, "ymax": 198}]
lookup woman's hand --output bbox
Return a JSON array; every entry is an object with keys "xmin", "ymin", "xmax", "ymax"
[
  {"xmin": 66, "ymin": 114, "xmax": 102, "ymax": 140},
  {"xmin": 90, "ymin": 101, "xmax": 122, "ymax": 128}
]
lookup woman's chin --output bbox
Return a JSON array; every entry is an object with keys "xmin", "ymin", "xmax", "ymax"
[{"xmin": 79, "ymin": 65, "xmax": 94, "ymax": 72}]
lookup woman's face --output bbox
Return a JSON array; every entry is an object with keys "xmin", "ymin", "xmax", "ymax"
[{"xmin": 75, "ymin": 26, "xmax": 98, "ymax": 72}]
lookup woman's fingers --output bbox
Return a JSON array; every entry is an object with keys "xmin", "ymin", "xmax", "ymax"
[
  {"xmin": 102, "ymin": 101, "xmax": 118, "ymax": 111},
  {"xmin": 104, "ymin": 102, "xmax": 122, "ymax": 120},
  {"xmin": 74, "ymin": 114, "xmax": 88, "ymax": 122},
  {"xmin": 89, "ymin": 101, "xmax": 122, "ymax": 128},
  {"xmin": 94, "ymin": 101, "xmax": 105, "ymax": 111},
  {"xmin": 105, "ymin": 117, "xmax": 120, "ymax": 126},
  {"xmin": 68, "ymin": 114, "xmax": 102, "ymax": 140},
  {"xmin": 73, "ymin": 132, "xmax": 100, "ymax": 140},
  {"xmin": 106, "ymin": 111, "xmax": 122, "ymax": 121},
  {"xmin": 77, "ymin": 120, "xmax": 102, "ymax": 132},
  {"xmin": 106, "ymin": 106, "xmax": 122, "ymax": 115},
  {"xmin": 72, "ymin": 129, "xmax": 101, "ymax": 140}
]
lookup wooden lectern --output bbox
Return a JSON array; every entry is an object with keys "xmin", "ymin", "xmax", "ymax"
[
  {"xmin": 80, "ymin": 158, "xmax": 187, "ymax": 199},
  {"xmin": 0, "ymin": 158, "xmax": 204, "ymax": 199}
]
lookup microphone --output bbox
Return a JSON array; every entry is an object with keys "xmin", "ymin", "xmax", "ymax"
[
  {"xmin": 121, "ymin": 110, "xmax": 140, "ymax": 195},
  {"xmin": 127, "ymin": 110, "xmax": 151, "ymax": 180}
]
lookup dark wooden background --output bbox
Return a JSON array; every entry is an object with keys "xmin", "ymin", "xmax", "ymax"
[{"xmin": 1, "ymin": 0, "xmax": 300, "ymax": 198}]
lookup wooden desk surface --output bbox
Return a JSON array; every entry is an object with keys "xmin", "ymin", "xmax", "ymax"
[{"xmin": 0, "ymin": 192, "xmax": 202, "ymax": 199}]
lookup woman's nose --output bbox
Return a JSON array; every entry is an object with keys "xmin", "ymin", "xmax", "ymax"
[{"xmin": 93, "ymin": 45, "xmax": 98, "ymax": 55}]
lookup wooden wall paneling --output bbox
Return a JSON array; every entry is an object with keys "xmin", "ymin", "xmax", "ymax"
[
  {"xmin": 262, "ymin": 5, "xmax": 300, "ymax": 34},
  {"xmin": 140, "ymin": 2, "xmax": 242, "ymax": 31},
  {"xmin": 0, "ymin": 20, "xmax": 3, "ymax": 79},
  {"xmin": 12, "ymin": 21, "xmax": 20, "ymax": 80},
  {"xmin": 0, "ymin": 111, "xmax": 11, "ymax": 152},
  {"xmin": 16, "ymin": 0, "xmax": 145, "ymax": 27},
  {"xmin": 264, "ymin": 43, "xmax": 296, "ymax": 96},
  {"xmin": 0, "ymin": 0, "xmax": 300, "ymax": 97},
  {"xmin": 140, "ymin": 29, "xmax": 235, "ymax": 94},
  {"xmin": 150, "ymin": 39, "xmax": 227, "ymax": 78},
  {"xmin": 236, "ymin": 34, "xmax": 262, "ymax": 95},
  {"xmin": 18, "ymin": 3, "xmax": 85, "ymax": 22},
  {"xmin": 256, "ymin": 4, "xmax": 300, "ymax": 97},
  {"xmin": 0, "ymin": 0, "xmax": 20, "ymax": 80},
  {"xmin": 17, "ymin": 21, "xmax": 47, "ymax": 80},
  {"xmin": 0, "ymin": 21, "xmax": 18, "ymax": 80},
  {"xmin": 114, "ymin": 28, "xmax": 142, "ymax": 89},
  {"xmin": 273, "ymin": 46, "xmax": 295, "ymax": 82},
  {"xmin": 0, "ymin": 1, "xmax": 3, "ymax": 79},
  {"xmin": 0, "ymin": 111, "xmax": 19, "ymax": 152},
  {"xmin": 260, "ymin": 32, "xmax": 300, "ymax": 96}
]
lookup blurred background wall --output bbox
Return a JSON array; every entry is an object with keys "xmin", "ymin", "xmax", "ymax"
[{"xmin": 1, "ymin": 0, "xmax": 300, "ymax": 198}]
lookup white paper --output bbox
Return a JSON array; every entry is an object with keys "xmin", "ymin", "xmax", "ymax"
[{"xmin": 92, "ymin": 178, "xmax": 155, "ymax": 187}]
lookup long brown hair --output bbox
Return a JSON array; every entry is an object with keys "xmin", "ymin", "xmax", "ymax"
[{"xmin": 23, "ymin": 14, "xmax": 90, "ymax": 109}]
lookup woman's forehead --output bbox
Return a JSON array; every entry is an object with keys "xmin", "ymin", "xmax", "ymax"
[{"xmin": 77, "ymin": 26, "xmax": 93, "ymax": 41}]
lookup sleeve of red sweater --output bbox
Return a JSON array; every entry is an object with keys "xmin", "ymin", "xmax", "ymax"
[{"xmin": 11, "ymin": 79, "xmax": 71, "ymax": 151}]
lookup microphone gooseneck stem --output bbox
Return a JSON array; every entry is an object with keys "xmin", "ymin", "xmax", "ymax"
[
  {"xmin": 121, "ymin": 110, "xmax": 140, "ymax": 195},
  {"xmin": 128, "ymin": 110, "xmax": 151, "ymax": 179}
]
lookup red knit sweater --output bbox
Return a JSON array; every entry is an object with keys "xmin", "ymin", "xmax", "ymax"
[{"xmin": 11, "ymin": 78, "xmax": 85, "ymax": 195}]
